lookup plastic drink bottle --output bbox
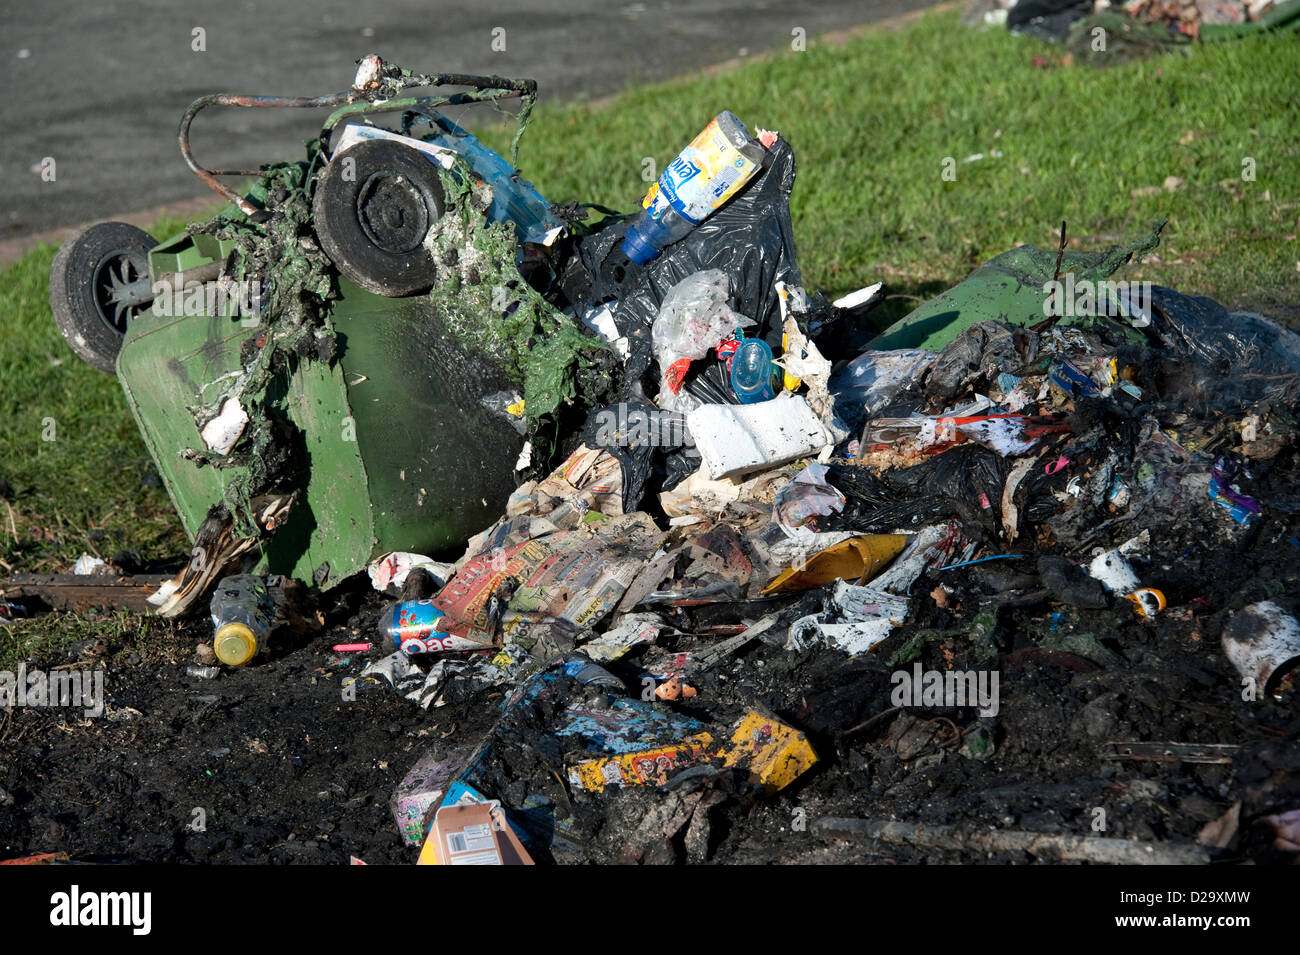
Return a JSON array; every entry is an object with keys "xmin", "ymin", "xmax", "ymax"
[
  {"xmin": 211, "ymin": 574, "xmax": 275, "ymax": 666},
  {"xmin": 729, "ymin": 337, "xmax": 776, "ymax": 403},
  {"xmin": 621, "ymin": 111, "xmax": 767, "ymax": 265}
]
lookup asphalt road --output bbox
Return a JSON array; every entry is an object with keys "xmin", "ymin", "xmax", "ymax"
[{"xmin": 0, "ymin": 0, "xmax": 933, "ymax": 240}]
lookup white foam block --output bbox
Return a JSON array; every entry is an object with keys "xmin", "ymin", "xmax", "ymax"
[{"xmin": 688, "ymin": 394, "xmax": 829, "ymax": 480}]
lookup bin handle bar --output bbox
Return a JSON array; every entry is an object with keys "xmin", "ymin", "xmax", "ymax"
[{"xmin": 178, "ymin": 60, "xmax": 537, "ymax": 215}]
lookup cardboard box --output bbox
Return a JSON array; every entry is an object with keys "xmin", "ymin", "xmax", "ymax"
[{"xmin": 421, "ymin": 802, "xmax": 533, "ymax": 865}]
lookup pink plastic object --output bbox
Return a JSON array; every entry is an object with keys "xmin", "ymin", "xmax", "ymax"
[{"xmin": 1044, "ymin": 455, "xmax": 1070, "ymax": 475}]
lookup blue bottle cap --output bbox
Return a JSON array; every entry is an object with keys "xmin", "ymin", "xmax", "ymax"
[{"xmin": 621, "ymin": 226, "xmax": 661, "ymax": 265}]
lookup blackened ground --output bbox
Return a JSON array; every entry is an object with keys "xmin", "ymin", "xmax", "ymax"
[{"xmin": 1, "ymin": 456, "xmax": 1299, "ymax": 865}]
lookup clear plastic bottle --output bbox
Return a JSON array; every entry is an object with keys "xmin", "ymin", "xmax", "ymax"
[
  {"xmin": 210, "ymin": 574, "xmax": 276, "ymax": 666},
  {"xmin": 621, "ymin": 111, "xmax": 767, "ymax": 265},
  {"xmin": 729, "ymin": 337, "xmax": 776, "ymax": 403}
]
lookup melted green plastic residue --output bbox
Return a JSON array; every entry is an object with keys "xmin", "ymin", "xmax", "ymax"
[
  {"xmin": 425, "ymin": 159, "xmax": 608, "ymax": 427},
  {"xmin": 183, "ymin": 151, "xmax": 338, "ymax": 538}
]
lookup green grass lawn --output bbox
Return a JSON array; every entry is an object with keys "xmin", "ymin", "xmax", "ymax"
[
  {"xmin": 0, "ymin": 212, "xmax": 194, "ymax": 586},
  {"xmin": 484, "ymin": 9, "xmax": 1298, "ymax": 318},
  {"xmin": 1, "ymin": 6, "xmax": 1297, "ymax": 596}
]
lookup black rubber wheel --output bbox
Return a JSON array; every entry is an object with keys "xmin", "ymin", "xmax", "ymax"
[
  {"xmin": 312, "ymin": 140, "xmax": 446, "ymax": 297},
  {"xmin": 49, "ymin": 222, "xmax": 156, "ymax": 373}
]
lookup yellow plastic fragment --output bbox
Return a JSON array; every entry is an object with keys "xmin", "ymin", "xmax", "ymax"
[
  {"xmin": 762, "ymin": 534, "xmax": 907, "ymax": 595},
  {"xmin": 722, "ymin": 710, "xmax": 818, "ymax": 792}
]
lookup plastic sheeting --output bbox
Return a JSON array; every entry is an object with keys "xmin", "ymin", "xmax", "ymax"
[
  {"xmin": 1006, "ymin": 0, "xmax": 1094, "ymax": 40},
  {"xmin": 1148, "ymin": 286, "xmax": 1300, "ymax": 408},
  {"xmin": 828, "ymin": 444, "xmax": 1010, "ymax": 537},
  {"xmin": 575, "ymin": 140, "xmax": 805, "ymax": 506}
]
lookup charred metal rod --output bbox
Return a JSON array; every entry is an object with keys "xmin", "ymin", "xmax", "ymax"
[
  {"xmin": 179, "ymin": 92, "xmax": 361, "ymax": 214},
  {"xmin": 178, "ymin": 71, "xmax": 538, "ymax": 215}
]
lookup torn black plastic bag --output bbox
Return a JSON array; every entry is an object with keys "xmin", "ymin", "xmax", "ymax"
[
  {"xmin": 826, "ymin": 465, "xmax": 948, "ymax": 533},
  {"xmin": 573, "ymin": 140, "xmax": 803, "ymax": 392},
  {"xmin": 1007, "ymin": 0, "xmax": 1095, "ymax": 41},
  {"xmin": 580, "ymin": 401, "xmax": 688, "ymax": 512},
  {"xmin": 1146, "ymin": 286, "xmax": 1300, "ymax": 410},
  {"xmin": 828, "ymin": 444, "xmax": 1010, "ymax": 536}
]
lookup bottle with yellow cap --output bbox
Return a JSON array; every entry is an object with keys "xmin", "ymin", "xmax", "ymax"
[{"xmin": 210, "ymin": 574, "xmax": 276, "ymax": 666}]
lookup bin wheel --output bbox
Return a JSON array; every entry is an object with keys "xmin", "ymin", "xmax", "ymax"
[
  {"xmin": 312, "ymin": 140, "xmax": 446, "ymax": 297},
  {"xmin": 49, "ymin": 222, "xmax": 156, "ymax": 373}
]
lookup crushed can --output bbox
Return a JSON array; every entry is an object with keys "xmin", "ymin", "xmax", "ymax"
[{"xmin": 379, "ymin": 599, "xmax": 493, "ymax": 654}]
